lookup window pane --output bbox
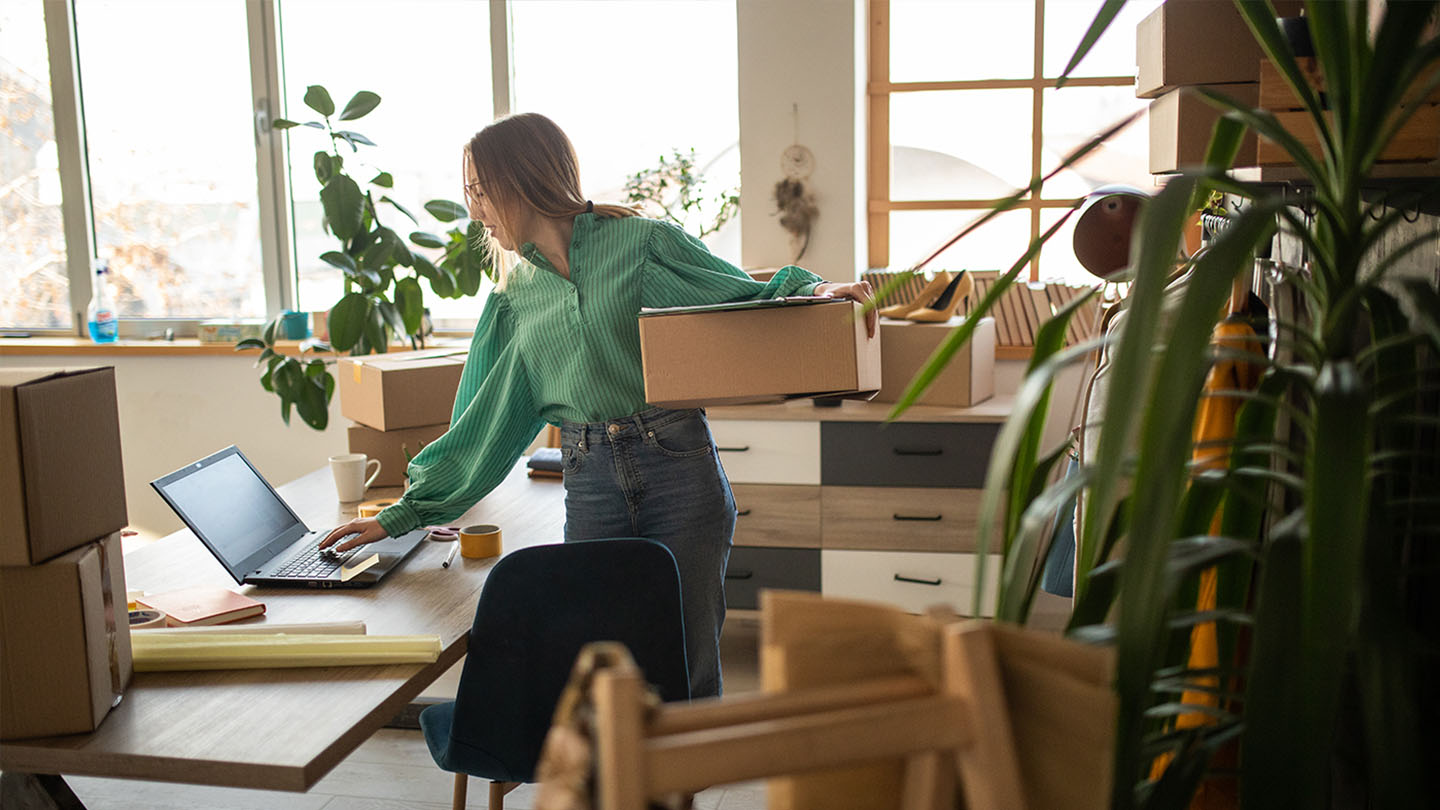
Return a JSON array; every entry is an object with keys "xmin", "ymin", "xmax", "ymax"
[
  {"xmin": 1039, "ymin": 86, "xmax": 1151, "ymax": 198},
  {"xmin": 1040, "ymin": 206, "xmax": 1109, "ymax": 285},
  {"xmin": 75, "ymin": 0, "xmax": 264, "ymax": 320},
  {"xmin": 1043, "ymin": 0, "xmax": 1162, "ymax": 79},
  {"xmin": 1, "ymin": 1, "xmax": 69, "ymax": 329},
  {"xmin": 890, "ymin": 0, "xmax": 1034, "ymax": 82},
  {"xmin": 890, "ymin": 209, "xmax": 1033, "ymax": 276},
  {"xmin": 511, "ymin": 0, "xmax": 740, "ymax": 262},
  {"xmin": 280, "ymin": 0, "xmax": 494, "ymax": 324},
  {"xmin": 892, "ymin": 89, "xmax": 1033, "ymax": 198}
]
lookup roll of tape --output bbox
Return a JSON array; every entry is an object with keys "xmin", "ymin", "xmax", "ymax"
[
  {"xmin": 358, "ymin": 499, "xmax": 397, "ymax": 518},
  {"xmin": 459, "ymin": 524, "xmax": 502, "ymax": 559},
  {"xmin": 129, "ymin": 608, "xmax": 167, "ymax": 630}
]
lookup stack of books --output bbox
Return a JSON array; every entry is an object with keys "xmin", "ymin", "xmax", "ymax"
[{"xmin": 965, "ymin": 272, "xmax": 1101, "ymax": 349}]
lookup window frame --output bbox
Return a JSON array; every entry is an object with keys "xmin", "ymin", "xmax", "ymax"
[
  {"xmin": 866, "ymin": 0, "xmax": 1138, "ymax": 280},
  {"xmin": 30, "ymin": 0, "xmax": 517, "ymax": 338}
]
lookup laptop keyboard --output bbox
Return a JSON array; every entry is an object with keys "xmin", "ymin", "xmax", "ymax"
[{"xmin": 273, "ymin": 538, "xmax": 359, "ymax": 578}]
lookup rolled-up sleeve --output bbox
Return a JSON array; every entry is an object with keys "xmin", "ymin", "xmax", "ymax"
[
  {"xmin": 641, "ymin": 220, "xmax": 826, "ymax": 308},
  {"xmin": 376, "ymin": 293, "xmax": 545, "ymax": 536}
]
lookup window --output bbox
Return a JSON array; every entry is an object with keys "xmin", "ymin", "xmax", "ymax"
[
  {"xmin": 0, "ymin": 1, "xmax": 69, "ymax": 329},
  {"xmin": 278, "ymin": 0, "xmax": 494, "ymax": 324},
  {"xmin": 510, "ymin": 0, "xmax": 740, "ymax": 263},
  {"xmin": 870, "ymin": 0, "xmax": 1159, "ymax": 283},
  {"xmin": 75, "ymin": 0, "xmax": 266, "ymax": 320},
  {"xmin": 8, "ymin": 0, "xmax": 739, "ymax": 335}
]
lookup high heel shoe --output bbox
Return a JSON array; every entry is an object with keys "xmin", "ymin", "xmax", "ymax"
[
  {"xmin": 878, "ymin": 271, "xmax": 952, "ymax": 319},
  {"xmin": 906, "ymin": 270, "xmax": 973, "ymax": 322}
]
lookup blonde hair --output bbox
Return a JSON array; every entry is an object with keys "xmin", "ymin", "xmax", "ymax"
[{"xmin": 464, "ymin": 113, "xmax": 637, "ymax": 288}]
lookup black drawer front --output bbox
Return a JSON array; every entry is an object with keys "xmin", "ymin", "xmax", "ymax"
[
  {"xmin": 724, "ymin": 546, "xmax": 821, "ymax": 610},
  {"xmin": 821, "ymin": 421, "xmax": 1000, "ymax": 488}
]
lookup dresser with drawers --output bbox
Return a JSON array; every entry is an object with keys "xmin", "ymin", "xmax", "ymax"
[{"xmin": 707, "ymin": 396, "xmax": 1011, "ymax": 617}]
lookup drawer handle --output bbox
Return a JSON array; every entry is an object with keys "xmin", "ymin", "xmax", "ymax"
[
  {"xmin": 893, "ymin": 513, "xmax": 943, "ymax": 522},
  {"xmin": 717, "ymin": 445, "xmax": 751, "ymax": 453},
  {"xmin": 893, "ymin": 447, "xmax": 943, "ymax": 456},
  {"xmin": 736, "ymin": 509, "xmax": 752, "ymax": 517},
  {"xmin": 726, "ymin": 570, "xmax": 754, "ymax": 580},
  {"xmin": 894, "ymin": 574, "xmax": 942, "ymax": 586}
]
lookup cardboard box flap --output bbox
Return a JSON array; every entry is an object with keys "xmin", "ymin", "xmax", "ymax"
[
  {"xmin": 15, "ymin": 368, "xmax": 128, "ymax": 548},
  {"xmin": 639, "ymin": 295, "xmax": 833, "ymax": 317}
]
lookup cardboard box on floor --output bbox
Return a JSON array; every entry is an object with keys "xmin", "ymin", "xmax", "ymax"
[
  {"xmin": 1136, "ymin": 0, "xmax": 1303, "ymax": 98},
  {"xmin": 0, "ymin": 532, "xmax": 133, "ymax": 740},
  {"xmin": 0, "ymin": 367, "xmax": 128, "ymax": 567},
  {"xmin": 338, "ymin": 348, "xmax": 466, "ymax": 431},
  {"xmin": 346, "ymin": 422, "xmax": 450, "ymax": 487},
  {"xmin": 639, "ymin": 298, "xmax": 882, "ymax": 408},
  {"xmin": 1149, "ymin": 83, "xmax": 1260, "ymax": 173},
  {"xmin": 875, "ymin": 316, "xmax": 995, "ymax": 408}
]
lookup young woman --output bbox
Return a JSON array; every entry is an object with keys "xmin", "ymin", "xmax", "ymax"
[{"xmin": 322, "ymin": 112, "xmax": 874, "ymax": 697}]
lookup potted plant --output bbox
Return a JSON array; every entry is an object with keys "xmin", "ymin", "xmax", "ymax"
[
  {"xmin": 887, "ymin": 1, "xmax": 1439, "ymax": 807},
  {"xmin": 238, "ymin": 85, "xmax": 494, "ymax": 430}
]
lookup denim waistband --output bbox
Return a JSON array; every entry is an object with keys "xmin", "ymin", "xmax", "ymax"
[{"xmin": 559, "ymin": 407, "xmax": 703, "ymax": 447}]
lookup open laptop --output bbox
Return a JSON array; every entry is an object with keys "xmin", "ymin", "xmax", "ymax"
[{"xmin": 150, "ymin": 445, "xmax": 427, "ymax": 588}]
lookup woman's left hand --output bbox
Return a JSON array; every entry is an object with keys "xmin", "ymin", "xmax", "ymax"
[{"xmin": 813, "ymin": 281, "xmax": 878, "ymax": 338}]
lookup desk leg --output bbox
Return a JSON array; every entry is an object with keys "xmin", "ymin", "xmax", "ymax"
[{"xmin": 0, "ymin": 771, "xmax": 87, "ymax": 810}]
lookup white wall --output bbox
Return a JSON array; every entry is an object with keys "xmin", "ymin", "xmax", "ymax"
[
  {"xmin": 4, "ymin": 353, "xmax": 349, "ymax": 542},
  {"xmin": 737, "ymin": 0, "xmax": 867, "ymax": 282}
]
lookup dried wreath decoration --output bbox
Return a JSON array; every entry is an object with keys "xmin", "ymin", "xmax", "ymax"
[
  {"xmin": 774, "ymin": 176, "xmax": 818, "ymax": 262},
  {"xmin": 774, "ymin": 141, "xmax": 818, "ymax": 262}
]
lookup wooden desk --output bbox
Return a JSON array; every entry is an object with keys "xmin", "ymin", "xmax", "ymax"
[{"xmin": 0, "ymin": 460, "xmax": 564, "ymax": 799}]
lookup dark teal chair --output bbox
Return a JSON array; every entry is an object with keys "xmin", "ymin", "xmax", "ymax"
[{"xmin": 419, "ymin": 538, "xmax": 691, "ymax": 809}]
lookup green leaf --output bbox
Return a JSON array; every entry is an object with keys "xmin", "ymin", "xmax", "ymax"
[
  {"xmin": 328, "ymin": 292, "xmax": 370, "ymax": 351},
  {"xmin": 394, "ymin": 277, "xmax": 424, "ymax": 335},
  {"xmin": 409, "ymin": 231, "xmax": 446, "ymax": 249},
  {"xmin": 1055, "ymin": 0, "xmax": 1127, "ymax": 88},
  {"xmin": 335, "ymin": 130, "xmax": 376, "ymax": 148},
  {"xmin": 380, "ymin": 196, "xmax": 418, "ymax": 227},
  {"xmin": 429, "ymin": 266, "xmax": 456, "ymax": 298},
  {"xmin": 337, "ymin": 90, "xmax": 380, "ymax": 121},
  {"xmin": 424, "ymin": 199, "xmax": 468, "ymax": 223},
  {"xmin": 303, "ymin": 85, "xmax": 335, "ymax": 117},
  {"xmin": 377, "ymin": 298, "xmax": 407, "ymax": 337},
  {"xmin": 314, "ymin": 151, "xmax": 335, "ymax": 185},
  {"xmin": 370, "ymin": 171, "xmax": 394, "ymax": 188},
  {"xmin": 411, "ymin": 254, "xmax": 440, "ymax": 282},
  {"xmin": 319, "ymin": 175, "xmax": 364, "ymax": 241},
  {"xmin": 235, "ymin": 338, "xmax": 265, "ymax": 351},
  {"xmin": 319, "ymin": 251, "xmax": 357, "ymax": 272},
  {"xmin": 271, "ymin": 118, "xmax": 300, "ymax": 130},
  {"xmin": 364, "ymin": 304, "xmax": 388, "ymax": 353}
]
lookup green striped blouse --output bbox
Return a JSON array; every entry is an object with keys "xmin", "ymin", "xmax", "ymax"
[{"xmin": 375, "ymin": 213, "xmax": 825, "ymax": 536}]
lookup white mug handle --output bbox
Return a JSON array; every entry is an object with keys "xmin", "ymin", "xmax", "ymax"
[{"xmin": 364, "ymin": 458, "xmax": 382, "ymax": 490}]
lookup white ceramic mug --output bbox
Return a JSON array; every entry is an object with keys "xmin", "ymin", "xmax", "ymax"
[{"xmin": 329, "ymin": 453, "xmax": 381, "ymax": 502}]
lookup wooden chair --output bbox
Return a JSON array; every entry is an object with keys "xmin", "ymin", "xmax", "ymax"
[{"xmin": 573, "ymin": 591, "xmax": 1115, "ymax": 810}]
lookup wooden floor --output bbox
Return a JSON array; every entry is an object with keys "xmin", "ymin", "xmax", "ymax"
[{"xmin": 61, "ymin": 619, "xmax": 766, "ymax": 810}]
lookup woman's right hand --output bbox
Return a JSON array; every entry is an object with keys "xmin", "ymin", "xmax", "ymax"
[{"xmin": 320, "ymin": 518, "xmax": 390, "ymax": 553}]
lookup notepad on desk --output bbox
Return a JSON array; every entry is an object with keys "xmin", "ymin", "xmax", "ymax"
[{"xmin": 137, "ymin": 586, "xmax": 266, "ymax": 627}]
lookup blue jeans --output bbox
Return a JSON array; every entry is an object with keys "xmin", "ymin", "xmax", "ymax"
[{"xmin": 559, "ymin": 407, "xmax": 735, "ymax": 698}]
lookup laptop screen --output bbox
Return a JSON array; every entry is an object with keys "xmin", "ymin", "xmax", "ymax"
[{"xmin": 152, "ymin": 446, "xmax": 305, "ymax": 581}]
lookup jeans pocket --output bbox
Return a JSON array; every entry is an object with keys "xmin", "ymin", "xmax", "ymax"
[
  {"xmin": 562, "ymin": 444, "xmax": 586, "ymax": 474},
  {"xmin": 645, "ymin": 412, "xmax": 714, "ymax": 459}
]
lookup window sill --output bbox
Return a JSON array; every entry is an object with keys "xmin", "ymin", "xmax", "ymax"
[{"xmin": 0, "ymin": 337, "xmax": 468, "ymax": 358}]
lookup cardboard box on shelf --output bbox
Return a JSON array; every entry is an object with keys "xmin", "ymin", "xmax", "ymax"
[
  {"xmin": 0, "ymin": 532, "xmax": 133, "ymax": 740},
  {"xmin": 639, "ymin": 298, "xmax": 882, "ymax": 408},
  {"xmin": 338, "ymin": 348, "xmax": 467, "ymax": 431},
  {"xmin": 197, "ymin": 319, "xmax": 265, "ymax": 344},
  {"xmin": 875, "ymin": 317, "xmax": 995, "ymax": 408},
  {"xmin": 1149, "ymin": 84, "xmax": 1260, "ymax": 174},
  {"xmin": 1136, "ymin": 0, "xmax": 1303, "ymax": 98},
  {"xmin": 0, "ymin": 367, "xmax": 128, "ymax": 567},
  {"xmin": 346, "ymin": 422, "xmax": 451, "ymax": 487}
]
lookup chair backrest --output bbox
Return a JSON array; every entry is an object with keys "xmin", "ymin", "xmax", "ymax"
[{"xmin": 447, "ymin": 538, "xmax": 690, "ymax": 783}]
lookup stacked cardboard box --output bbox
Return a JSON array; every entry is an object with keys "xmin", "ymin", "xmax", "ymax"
[
  {"xmin": 1139, "ymin": 0, "xmax": 1303, "ymax": 173},
  {"xmin": 337, "ymin": 348, "xmax": 467, "ymax": 487},
  {"xmin": 0, "ymin": 367, "xmax": 134, "ymax": 740}
]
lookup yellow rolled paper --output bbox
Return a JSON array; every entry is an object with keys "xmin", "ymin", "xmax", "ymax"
[{"xmin": 131, "ymin": 633, "xmax": 441, "ymax": 672}]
